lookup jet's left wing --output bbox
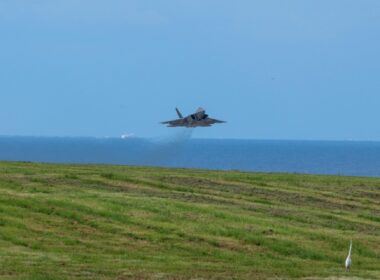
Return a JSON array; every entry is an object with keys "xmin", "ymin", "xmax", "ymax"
[{"xmin": 207, "ymin": 118, "xmax": 226, "ymax": 124}]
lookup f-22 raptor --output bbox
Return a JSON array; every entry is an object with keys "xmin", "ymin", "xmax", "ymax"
[{"xmin": 161, "ymin": 107, "xmax": 226, "ymax": 128}]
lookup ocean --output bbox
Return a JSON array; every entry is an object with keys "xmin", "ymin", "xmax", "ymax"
[{"xmin": 0, "ymin": 135, "xmax": 380, "ymax": 177}]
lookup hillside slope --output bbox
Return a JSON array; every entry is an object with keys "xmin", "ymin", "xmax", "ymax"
[{"xmin": 0, "ymin": 162, "xmax": 379, "ymax": 279}]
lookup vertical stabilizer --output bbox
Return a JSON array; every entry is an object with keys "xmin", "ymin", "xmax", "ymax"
[
  {"xmin": 196, "ymin": 107, "xmax": 205, "ymax": 113},
  {"xmin": 176, "ymin": 108, "xmax": 183, "ymax": 118}
]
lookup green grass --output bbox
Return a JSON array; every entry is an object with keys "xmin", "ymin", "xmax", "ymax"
[{"xmin": 0, "ymin": 161, "xmax": 379, "ymax": 279}]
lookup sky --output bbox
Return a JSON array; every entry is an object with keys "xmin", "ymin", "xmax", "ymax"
[{"xmin": 0, "ymin": 0, "xmax": 380, "ymax": 140}]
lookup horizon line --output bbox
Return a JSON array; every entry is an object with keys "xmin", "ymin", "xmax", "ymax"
[{"xmin": 0, "ymin": 134, "xmax": 380, "ymax": 143}]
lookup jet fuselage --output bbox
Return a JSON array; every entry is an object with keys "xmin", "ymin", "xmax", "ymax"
[{"xmin": 161, "ymin": 108, "xmax": 225, "ymax": 128}]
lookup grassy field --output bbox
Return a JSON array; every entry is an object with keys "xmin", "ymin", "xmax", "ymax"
[{"xmin": 0, "ymin": 161, "xmax": 379, "ymax": 279}]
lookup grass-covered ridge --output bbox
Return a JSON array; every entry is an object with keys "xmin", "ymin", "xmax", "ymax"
[{"xmin": 0, "ymin": 161, "xmax": 379, "ymax": 279}]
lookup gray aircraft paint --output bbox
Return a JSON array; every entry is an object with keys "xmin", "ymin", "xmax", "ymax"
[{"xmin": 161, "ymin": 108, "xmax": 226, "ymax": 128}]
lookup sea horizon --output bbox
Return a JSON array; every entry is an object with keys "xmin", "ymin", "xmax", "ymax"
[
  {"xmin": 0, "ymin": 135, "xmax": 380, "ymax": 177},
  {"xmin": 1, "ymin": 134, "xmax": 380, "ymax": 143}
]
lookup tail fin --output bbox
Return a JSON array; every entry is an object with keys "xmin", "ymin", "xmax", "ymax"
[{"xmin": 176, "ymin": 108, "xmax": 183, "ymax": 118}]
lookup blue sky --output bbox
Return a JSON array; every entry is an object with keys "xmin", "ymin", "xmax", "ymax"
[{"xmin": 1, "ymin": 1, "xmax": 380, "ymax": 140}]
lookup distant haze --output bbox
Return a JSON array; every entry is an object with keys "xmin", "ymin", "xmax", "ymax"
[{"xmin": 1, "ymin": 1, "xmax": 380, "ymax": 140}]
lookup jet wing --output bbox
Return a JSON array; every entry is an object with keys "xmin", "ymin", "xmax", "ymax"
[
  {"xmin": 207, "ymin": 118, "xmax": 226, "ymax": 124},
  {"xmin": 161, "ymin": 118, "xmax": 186, "ymax": 127}
]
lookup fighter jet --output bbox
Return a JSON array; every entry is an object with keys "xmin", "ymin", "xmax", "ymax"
[{"xmin": 161, "ymin": 107, "xmax": 226, "ymax": 128}]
